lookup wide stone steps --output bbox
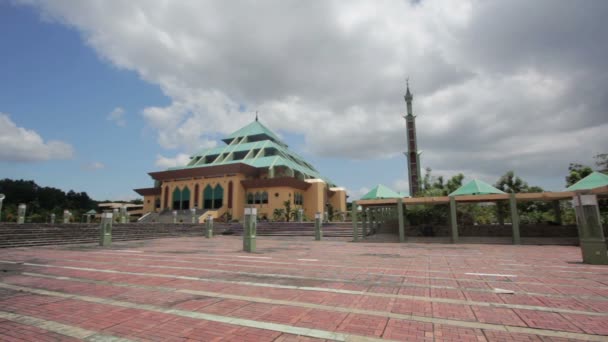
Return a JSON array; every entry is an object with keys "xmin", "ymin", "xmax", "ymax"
[{"xmin": 0, "ymin": 222, "xmax": 359, "ymax": 248}]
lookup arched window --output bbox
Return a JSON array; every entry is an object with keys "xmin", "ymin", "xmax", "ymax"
[
  {"xmin": 194, "ymin": 184, "xmax": 200, "ymax": 208},
  {"xmin": 213, "ymin": 184, "xmax": 223, "ymax": 209},
  {"xmin": 181, "ymin": 186, "xmax": 191, "ymax": 209},
  {"xmin": 172, "ymin": 187, "xmax": 182, "ymax": 210},
  {"xmin": 203, "ymin": 185, "xmax": 213, "ymax": 209},
  {"xmin": 247, "ymin": 193, "xmax": 254, "ymax": 205},
  {"xmin": 261, "ymin": 192, "xmax": 268, "ymax": 204},
  {"xmin": 254, "ymin": 192, "xmax": 261, "ymax": 204}
]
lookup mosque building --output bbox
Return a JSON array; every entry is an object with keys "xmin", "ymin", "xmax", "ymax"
[{"xmin": 134, "ymin": 116, "xmax": 347, "ymax": 221}]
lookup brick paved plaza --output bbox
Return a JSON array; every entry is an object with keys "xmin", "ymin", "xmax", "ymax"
[{"xmin": 0, "ymin": 236, "xmax": 607, "ymax": 341}]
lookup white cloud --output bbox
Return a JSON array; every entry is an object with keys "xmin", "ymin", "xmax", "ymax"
[
  {"xmin": 155, "ymin": 153, "xmax": 191, "ymax": 168},
  {"xmin": 19, "ymin": 0, "xmax": 608, "ymax": 189},
  {"xmin": 82, "ymin": 161, "xmax": 105, "ymax": 171},
  {"xmin": 107, "ymin": 107, "xmax": 126, "ymax": 127},
  {"xmin": 0, "ymin": 113, "xmax": 74, "ymax": 162}
]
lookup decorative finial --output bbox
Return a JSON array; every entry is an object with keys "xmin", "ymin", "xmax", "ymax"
[
  {"xmin": 406, "ymin": 77, "xmax": 409, "ymax": 88},
  {"xmin": 255, "ymin": 111, "xmax": 258, "ymax": 121}
]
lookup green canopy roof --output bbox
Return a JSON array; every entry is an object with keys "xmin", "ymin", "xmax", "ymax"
[
  {"xmin": 85, "ymin": 209, "xmax": 97, "ymax": 215},
  {"xmin": 449, "ymin": 179, "xmax": 506, "ymax": 196},
  {"xmin": 360, "ymin": 184, "xmax": 402, "ymax": 200},
  {"xmin": 566, "ymin": 172, "xmax": 608, "ymax": 191}
]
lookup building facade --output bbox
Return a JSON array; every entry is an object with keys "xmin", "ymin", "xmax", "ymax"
[{"xmin": 134, "ymin": 119, "xmax": 347, "ymax": 221}]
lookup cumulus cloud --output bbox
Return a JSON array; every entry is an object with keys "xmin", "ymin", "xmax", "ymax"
[
  {"xmin": 155, "ymin": 153, "xmax": 191, "ymax": 168},
  {"xmin": 19, "ymin": 0, "xmax": 608, "ymax": 188},
  {"xmin": 107, "ymin": 107, "xmax": 126, "ymax": 127},
  {"xmin": 0, "ymin": 113, "xmax": 74, "ymax": 162}
]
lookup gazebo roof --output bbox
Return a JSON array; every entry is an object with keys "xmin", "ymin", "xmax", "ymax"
[
  {"xmin": 449, "ymin": 179, "xmax": 506, "ymax": 196},
  {"xmin": 85, "ymin": 209, "xmax": 97, "ymax": 215},
  {"xmin": 360, "ymin": 184, "xmax": 401, "ymax": 200},
  {"xmin": 566, "ymin": 171, "xmax": 608, "ymax": 191}
]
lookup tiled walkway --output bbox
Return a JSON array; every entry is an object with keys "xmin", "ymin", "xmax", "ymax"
[{"xmin": 0, "ymin": 236, "xmax": 607, "ymax": 341}]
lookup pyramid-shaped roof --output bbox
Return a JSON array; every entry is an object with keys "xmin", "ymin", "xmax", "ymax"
[
  {"xmin": 360, "ymin": 184, "xmax": 402, "ymax": 200},
  {"xmin": 222, "ymin": 120, "xmax": 284, "ymax": 146},
  {"xmin": 449, "ymin": 179, "xmax": 506, "ymax": 196},
  {"xmin": 165, "ymin": 119, "xmax": 336, "ymax": 186},
  {"xmin": 566, "ymin": 171, "xmax": 608, "ymax": 191}
]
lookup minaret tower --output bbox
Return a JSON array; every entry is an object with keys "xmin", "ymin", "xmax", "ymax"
[{"xmin": 403, "ymin": 80, "xmax": 422, "ymax": 196}]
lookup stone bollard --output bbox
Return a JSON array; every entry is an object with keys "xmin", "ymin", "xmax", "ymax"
[
  {"xmin": 573, "ymin": 194, "xmax": 608, "ymax": 264},
  {"xmin": 99, "ymin": 212, "xmax": 113, "ymax": 246},
  {"xmin": 86, "ymin": 214, "xmax": 91, "ymax": 224},
  {"xmin": 191, "ymin": 208, "xmax": 197, "ymax": 224},
  {"xmin": 297, "ymin": 208, "xmax": 303, "ymax": 223},
  {"xmin": 120, "ymin": 206, "xmax": 128, "ymax": 224},
  {"xmin": 206, "ymin": 215, "xmax": 214, "ymax": 238},
  {"xmin": 324, "ymin": 211, "xmax": 329, "ymax": 223},
  {"xmin": 17, "ymin": 204, "xmax": 26, "ymax": 224},
  {"xmin": 63, "ymin": 210, "xmax": 70, "ymax": 223},
  {"xmin": 314, "ymin": 212, "xmax": 323, "ymax": 241},
  {"xmin": 50, "ymin": 213, "xmax": 56, "ymax": 224},
  {"xmin": 173, "ymin": 210, "xmax": 178, "ymax": 224},
  {"xmin": 243, "ymin": 208, "xmax": 257, "ymax": 252}
]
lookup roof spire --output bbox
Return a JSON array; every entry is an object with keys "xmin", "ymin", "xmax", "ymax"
[
  {"xmin": 404, "ymin": 77, "xmax": 413, "ymax": 103},
  {"xmin": 255, "ymin": 111, "xmax": 258, "ymax": 122}
]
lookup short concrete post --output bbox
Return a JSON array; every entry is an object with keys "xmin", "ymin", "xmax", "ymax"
[
  {"xmin": 397, "ymin": 198, "xmax": 405, "ymax": 242},
  {"xmin": 191, "ymin": 208, "xmax": 197, "ymax": 224},
  {"xmin": 553, "ymin": 200, "xmax": 562, "ymax": 225},
  {"xmin": 86, "ymin": 214, "xmax": 91, "ymax": 224},
  {"xmin": 120, "ymin": 206, "xmax": 128, "ymax": 224},
  {"xmin": 172, "ymin": 210, "xmax": 178, "ymax": 224},
  {"xmin": 324, "ymin": 211, "xmax": 329, "ymax": 223},
  {"xmin": 50, "ymin": 213, "xmax": 56, "ymax": 224},
  {"xmin": 297, "ymin": 208, "xmax": 303, "ymax": 223},
  {"xmin": 573, "ymin": 194, "xmax": 608, "ymax": 264},
  {"xmin": 63, "ymin": 210, "xmax": 70, "ymax": 224},
  {"xmin": 244, "ymin": 208, "xmax": 257, "ymax": 252},
  {"xmin": 314, "ymin": 212, "xmax": 323, "ymax": 241},
  {"xmin": 99, "ymin": 212, "xmax": 112, "ymax": 246},
  {"xmin": 509, "ymin": 193, "xmax": 521, "ymax": 245},
  {"xmin": 17, "ymin": 204, "xmax": 26, "ymax": 224},
  {"xmin": 352, "ymin": 201, "xmax": 358, "ymax": 241},
  {"xmin": 341, "ymin": 212, "xmax": 346, "ymax": 222},
  {"xmin": 449, "ymin": 197, "xmax": 459, "ymax": 243},
  {"xmin": 206, "ymin": 215, "xmax": 214, "ymax": 238}
]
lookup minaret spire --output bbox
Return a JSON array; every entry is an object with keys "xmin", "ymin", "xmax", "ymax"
[
  {"xmin": 403, "ymin": 79, "xmax": 422, "ymax": 196},
  {"xmin": 255, "ymin": 111, "xmax": 259, "ymax": 122}
]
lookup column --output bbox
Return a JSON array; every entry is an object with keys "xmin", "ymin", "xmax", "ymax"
[
  {"xmin": 397, "ymin": 198, "xmax": 405, "ymax": 242},
  {"xmin": 510, "ymin": 193, "xmax": 521, "ymax": 245},
  {"xmin": 361, "ymin": 207, "xmax": 368, "ymax": 238},
  {"xmin": 573, "ymin": 194, "xmax": 608, "ymax": 265},
  {"xmin": 244, "ymin": 208, "xmax": 257, "ymax": 252},
  {"xmin": 352, "ymin": 201, "xmax": 358, "ymax": 241},
  {"xmin": 449, "ymin": 196, "xmax": 459, "ymax": 243},
  {"xmin": 191, "ymin": 208, "xmax": 197, "ymax": 224}
]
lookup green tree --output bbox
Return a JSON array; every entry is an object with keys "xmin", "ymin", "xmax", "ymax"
[
  {"xmin": 594, "ymin": 153, "xmax": 608, "ymax": 173},
  {"xmin": 565, "ymin": 163, "xmax": 593, "ymax": 187},
  {"xmin": 283, "ymin": 200, "xmax": 292, "ymax": 222}
]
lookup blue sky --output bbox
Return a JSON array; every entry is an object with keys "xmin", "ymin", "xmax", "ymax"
[
  {"xmin": 0, "ymin": 3, "xmax": 406, "ymax": 200},
  {"xmin": 1, "ymin": 1, "xmax": 606, "ymax": 201}
]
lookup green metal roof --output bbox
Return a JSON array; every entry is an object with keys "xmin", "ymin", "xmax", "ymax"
[
  {"xmin": 360, "ymin": 184, "xmax": 402, "ymax": 200},
  {"xmin": 222, "ymin": 120, "xmax": 284, "ymax": 146},
  {"xmin": 449, "ymin": 179, "xmax": 506, "ymax": 196},
  {"xmin": 566, "ymin": 171, "xmax": 608, "ymax": 191},
  {"xmin": 165, "ymin": 119, "xmax": 336, "ymax": 186}
]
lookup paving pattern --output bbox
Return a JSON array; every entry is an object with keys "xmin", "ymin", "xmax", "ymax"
[{"xmin": 0, "ymin": 236, "xmax": 607, "ymax": 341}]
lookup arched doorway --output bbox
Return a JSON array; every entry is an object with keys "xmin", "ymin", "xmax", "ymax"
[
  {"xmin": 228, "ymin": 181, "xmax": 233, "ymax": 209},
  {"xmin": 203, "ymin": 185, "xmax": 213, "ymax": 209},
  {"xmin": 172, "ymin": 187, "xmax": 182, "ymax": 210},
  {"xmin": 194, "ymin": 184, "xmax": 200, "ymax": 208},
  {"xmin": 181, "ymin": 186, "xmax": 191, "ymax": 209},
  {"xmin": 213, "ymin": 184, "xmax": 224, "ymax": 209}
]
